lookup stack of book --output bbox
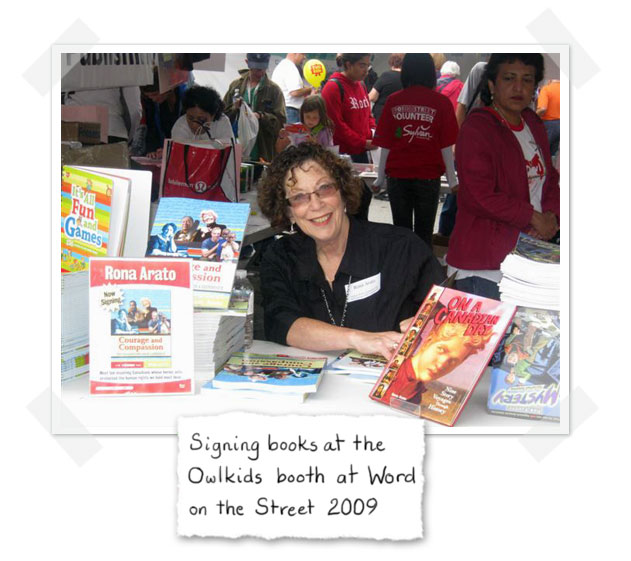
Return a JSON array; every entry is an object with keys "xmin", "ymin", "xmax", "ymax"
[
  {"xmin": 202, "ymin": 352, "xmax": 327, "ymax": 403},
  {"xmin": 327, "ymin": 350, "xmax": 387, "ymax": 384},
  {"xmin": 147, "ymin": 197, "xmax": 252, "ymax": 383},
  {"xmin": 499, "ymin": 233, "xmax": 560, "ymax": 310},
  {"xmin": 61, "ymin": 271, "xmax": 89, "ymax": 382},
  {"xmin": 193, "ymin": 311, "xmax": 245, "ymax": 381},
  {"xmin": 60, "ymin": 166, "xmax": 151, "ymax": 383},
  {"xmin": 489, "ymin": 233, "xmax": 562, "ymax": 423}
]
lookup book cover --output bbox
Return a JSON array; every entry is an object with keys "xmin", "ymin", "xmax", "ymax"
[
  {"xmin": 211, "ymin": 353, "xmax": 327, "ymax": 393},
  {"xmin": 329, "ymin": 350, "xmax": 387, "ymax": 376},
  {"xmin": 370, "ymin": 286, "xmax": 516, "ymax": 426},
  {"xmin": 487, "ymin": 307, "xmax": 560, "ymax": 422},
  {"xmin": 89, "ymin": 257, "xmax": 194, "ymax": 395},
  {"xmin": 146, "ymin": 197, "xmax": 250, "ymax": 309},
  {"xmin": 511, "ymin": 232, "xmax": 560, "ymax": 264},
  {"xmin": 61, "ymin": 166, "xmax": 114, "ymax": 273}
]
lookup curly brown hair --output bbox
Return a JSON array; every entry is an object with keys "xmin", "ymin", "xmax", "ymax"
[{"xmin": 257, "ymin": 143, "xmax": 363, "ymax": 230}]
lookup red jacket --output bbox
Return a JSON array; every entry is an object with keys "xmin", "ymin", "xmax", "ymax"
[
  {"xmin": 321, "ymin": 72, "xmax": 375, "ymax": 155},
  {"xmin": 447, "ymin": 107, "xmax": 560, "ymax": 271}
]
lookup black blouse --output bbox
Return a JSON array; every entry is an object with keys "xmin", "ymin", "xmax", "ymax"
[{"xmin": 260, "ymin": 217, "xmax": 445, "ymax": 345}]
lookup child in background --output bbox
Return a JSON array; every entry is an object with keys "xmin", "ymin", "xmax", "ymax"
[{"xmin": 275, "ymin": 95, "xmax": 334, "ymax": 152}]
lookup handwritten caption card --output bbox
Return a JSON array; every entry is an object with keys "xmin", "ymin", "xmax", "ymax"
[{"xmin": 177, "ymin": 413, "xmax": 424, "ymax": 540}]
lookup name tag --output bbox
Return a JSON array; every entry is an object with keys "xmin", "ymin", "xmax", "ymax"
[{"xmin": 346, "ymin": 273, "xmax": 381, "ymax": 303}]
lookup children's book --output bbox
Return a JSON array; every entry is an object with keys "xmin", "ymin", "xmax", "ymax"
[
  {"xmin": 210, "ymin": 353, "xmax": 327, "ymax": 394},
  {"xmin": 329, "ymin": 350, "xmax": 387, "ymax": 377},
  {"xmin": 146, "ymin": 197, "xmax": 250, "ymax": 309},
  {"xmin": 61, "ymin": 166, "xmax": 153, "ymax": 273},
  {"xmin": 370, "ymin": 286, "xmax": 516, "ymax": 426},
  {"xmin": 487, "ymin": 307, "xmax": 560, "ymax": 422},
  {"xmin": 89, "ymin": 257, "xmax": 194, "ymax": 396},
  {"xmin": 61, "ymin": 166, "xmax": 130, "ymax": 273},
  {"xmin": 511, "ymin": 232, "xmax": 560, "ymax": 264}
]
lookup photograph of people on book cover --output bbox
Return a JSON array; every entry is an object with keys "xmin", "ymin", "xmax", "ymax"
[
  {"xmin": 147, "ymin": 198, "xmax": 249, "ymax": 264},
  {"xmin": 112, "ymin": 289, "xmax": 173, "ymax": 337},
  {"xmin": 212, "ymin": 354, "xmax": 327, "ymax": 392},
  {"xmin": 488, "ymin": 308, "xmax": 560, "ymax": 421}
]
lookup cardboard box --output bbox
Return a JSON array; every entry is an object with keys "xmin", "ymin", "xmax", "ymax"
[
  {"xmin": 61, "ymin": 142, "xmax": 130, "ymax": 169},
  {"xmin": 61, "ymin": 121, "xmax": 102, "ymax": 145},
  {"xmin": 61, "ymin": 105, "xmax": 109, "ymax": 143}
]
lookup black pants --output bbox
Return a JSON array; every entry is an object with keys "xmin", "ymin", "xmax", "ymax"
[{"xmin": 387, "ymin": 177, "xmax": 440, "ymax": 248}]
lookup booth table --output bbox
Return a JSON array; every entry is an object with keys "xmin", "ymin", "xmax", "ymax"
[{"xmin": 57, "ymin": 341, "xmax": 566, "ymax": 435}]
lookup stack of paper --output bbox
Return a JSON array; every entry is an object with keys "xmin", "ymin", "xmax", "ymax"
[
  {"xmin": 61, "ymin": 271, "xmax": 89, "ymax": 381},
  {"xmin": 202, "ymin": 353, "xmax": 327, "ymax": 402},
  {"xmin": 499, "ymin": 234, "xmax": 560, "ymax": 310}
]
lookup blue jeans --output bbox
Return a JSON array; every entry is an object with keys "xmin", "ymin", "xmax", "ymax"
[
  {"xmin": 454, "ymin": 276, "xmax": 501, "ymax": 300},
  {"xmin": 543, "ymin": 119, "xmax": 560, "ymax": 157},
  {"xmin": 438, "ymin": 192, "xmax": 458, "ymax": 236},
  {"xmin": 286, "ymin": 106, "xmax": 300, "ymax": 124}
]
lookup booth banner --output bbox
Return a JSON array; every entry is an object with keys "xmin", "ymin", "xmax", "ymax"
[{"xmin": 61, "ymin": 53, "xmax": 155, "ymax": 91}]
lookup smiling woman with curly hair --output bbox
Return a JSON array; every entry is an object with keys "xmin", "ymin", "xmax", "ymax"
[
  {"xmin": 258, "ymin": 143, "xmax": 362, "ymax": 230},
  {"xmin": 257, "ymin": 142, "xmax": 444, "ymax": 359}
]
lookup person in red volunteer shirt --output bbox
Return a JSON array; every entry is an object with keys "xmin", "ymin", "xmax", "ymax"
[{"xmin": 373, "ymin": 53, "xmax": 459, "ymax": 248}]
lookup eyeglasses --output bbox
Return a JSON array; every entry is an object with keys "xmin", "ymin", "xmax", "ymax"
[{"xmin": 286, "ymin": 183, "xmax": 338, "ymax": 207}]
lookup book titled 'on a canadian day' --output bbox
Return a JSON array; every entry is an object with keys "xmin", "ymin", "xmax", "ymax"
[
  {"xmin": 370, "ymin": 286, "xmax": 516, "ymax": 426},
  {"xmin": 89, "ymin": 257, "xmax": 194, "ymax": 396}
]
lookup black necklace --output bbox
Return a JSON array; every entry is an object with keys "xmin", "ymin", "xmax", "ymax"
[{"xmin": 320, "ymin": 275, "xmax": 352, "ymax": 327}]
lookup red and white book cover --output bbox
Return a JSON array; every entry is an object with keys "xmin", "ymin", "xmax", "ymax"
[
  {"xmin": 370, "ymin": 286, "xmax": 516, "ymax": 426},
  {"xmin": 89, "ymin": 257, "xmax": 194, "ymax": 396}
]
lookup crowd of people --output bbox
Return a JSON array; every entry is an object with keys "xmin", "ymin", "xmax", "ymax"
[
  {"xmin": 66, "ymin": 52, "xmax": 562, "ymax": 377},
  {"xmin": 254, "ymin": 52, "xmax": 560, "ymax": 374}
]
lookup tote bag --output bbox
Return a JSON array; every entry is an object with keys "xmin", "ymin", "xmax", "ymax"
[{"xmin": 161, "ymin": 139, "xmax": 236, "ymax": 201}]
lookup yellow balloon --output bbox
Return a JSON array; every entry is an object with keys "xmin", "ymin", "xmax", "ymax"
[{"xmin": 303, "ymin": 59, "xmax": 327, "ymax": 88}]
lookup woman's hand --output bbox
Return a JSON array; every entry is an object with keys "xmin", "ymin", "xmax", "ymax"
[
  {"xmin": 147, "ymin": 148, "xmax": 163, "ymax": 159},
  {"xmin": 399, "ymin": 317, "xmax": 415, "ymax": 332},
  {"xmin": 530, "ymin": 210, "xmax": 559, "ymax": 240},
  {"xmin": 349, "ymin": 330, "xmax": 403, "ymax": 360}
]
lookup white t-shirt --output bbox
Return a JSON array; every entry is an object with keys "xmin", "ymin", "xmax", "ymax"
[
  {"xmin": 171, "ymin": 114, "xmax": 234, "ymax": 142},
  {"xmin": 457, "ymin": 61, "xmax": 486, "ymax": 110},
  {"xmin": 511, "ymin": 122, "xmax": 545, "ymax": 212},
  {"xmin": 271, "ymin": 58, "xmax": 306, "ymax": 110}
]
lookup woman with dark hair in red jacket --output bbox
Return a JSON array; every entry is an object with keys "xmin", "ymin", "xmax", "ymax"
[
  {"xmin": 446, "ymin": 53, "xmax": 560, "ymax": 299},
  {"xmin": 322, "ymin": 54, "xmax": 376, "ymax": 219},
  {"xmin": 322, "ymin": 54, "xmax": 376, "ymax": 160}
]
